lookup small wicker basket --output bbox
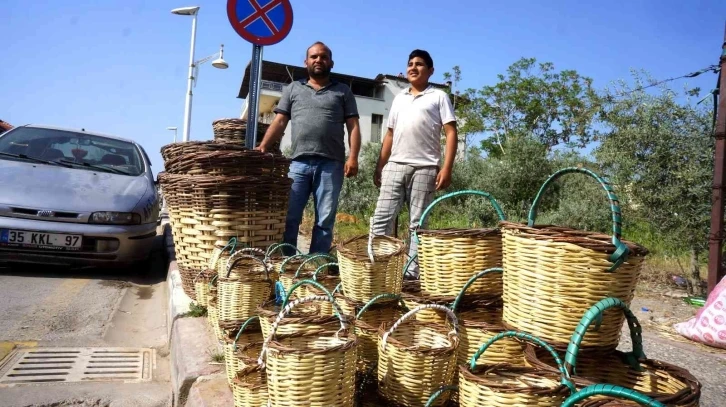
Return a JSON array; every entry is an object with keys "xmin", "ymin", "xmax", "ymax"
[
  {"xmin": 223, "ymin": 316, "xmax": 263, "ymax": 387},
  {"xmin": 353, "ymin": 293, "xmax": 407, "ymax": 373},
  {"xmin": 218, "ymin": 254, "xmax": 273, "ymax": 324},
  {"xmin": 415, "ymin": 189, "xmax": 506, "ymax": 297},
  {"xmin": 377, "ymin": 304, "xmax": 460, "ymax": 407},
  {"xmin": 337, "ymin": 234, "xmax": 405, "ymax": 303},
  {"xmin": 193, "ymin": 268, "xmax": 216, "ymax": 307}
]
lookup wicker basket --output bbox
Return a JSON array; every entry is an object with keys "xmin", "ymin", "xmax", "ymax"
[
  {"xmin": 501, "ymin": 167, "xmax": 649, "ymax": 349},
  {"xmin": 377, "ymin": 304, "xmax": 459, "ymax": 407},
  {"xmin": 523, "ymin": 297, "xmax": 701, "ymax": 407},
  {"xmin": 283, "ymin": 254, "xmax": 336, "ymax": 294},
  {"xmin": 233, "ymin": 364, "xmax": 268, "ymax": 407},
  {"xmin": 259, "ymin": 295, "xmax": 358, "ymax": 407},
  {"xmin": 177, "ymin": 265, "xmax": 199, "ymax": 299},
  {"xmin": 337, "ymin": 234, "xmax": 405, "ymax": 303},
  {"xmin": 276, "ymin": 254, "xmax": 310, "ymax": 293},
  {"xmin": 257, "ymin": 279, "xmax": 343, "ymax": 340},
  {"xmin": 562, "ymin": 384, "xmax": 668, "ymax": 407},
  {"xmin": 458, "ymin": 331, "xmax": 575, "ymax": 407},
  {"xmin": 209, "ymin": 238, "xmax": 239, "ymax": 270},
  {"xmin": 301, "ymin": 262, "xmax": 341, "ymax": 315},
  {"xmin": 218, "ymin": 254, "xmax": 273, "ymax": 324},
  {"xmin": 451, "ymin": 267, "xmax": 524, "ymax": 368},
  {"xmin": 193, "ymin": 269, "xmax": 216, "ymax": 307},
  {"xmin": 211, "ymin": 118, "xmax": 278, "ymax": 151},
  {"xmin": 222, "ymin": 248, "xmax": 269, "ymax": 279},
  {"xmin": 354, "ymin": 293, "xmax": 407, "ymax": 373},
  {"xmin": 415, "ymin": 189, "xmax": 506, "ymax": 297},
  {"xmin": 223, "ymin": 316, "xmax": 263, "ymax": 387},
  {"xmin": 207, "ymin": 296, "xmax": 224, "ymax": 341},
  {"xmin": 401, "ymin": 280, "xmax": 500, "ymax": 326}
]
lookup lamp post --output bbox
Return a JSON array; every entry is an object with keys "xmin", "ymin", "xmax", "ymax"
[
  {"xmin": 166, "ymin": 126, "xmax": 178, "ymax": 143},
  {"xmin": 172, "ymin": 6, "xmax": 229, "ymax": 142}
]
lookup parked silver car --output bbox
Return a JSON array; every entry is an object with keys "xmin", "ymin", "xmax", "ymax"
[{"xmin": 0, "ymin": 125, "xmax": 160, "ymax": 268}]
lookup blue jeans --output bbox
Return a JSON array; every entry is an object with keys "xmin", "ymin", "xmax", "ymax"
[{"xmin": 283, "ymin": 157, "xmax": 344, "ymax": 255}]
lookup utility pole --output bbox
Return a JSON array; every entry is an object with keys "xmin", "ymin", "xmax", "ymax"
[{"xmin": 707, "ymin": 22, "xmax": 726, "ymax": 295}]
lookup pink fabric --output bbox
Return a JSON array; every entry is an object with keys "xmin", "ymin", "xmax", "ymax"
[{"xmin": 674, "ymin": 277, "xmax": 726, "ymax": 348}]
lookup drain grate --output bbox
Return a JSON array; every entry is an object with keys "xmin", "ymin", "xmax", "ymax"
[{"xmin": 0, "ymin": 347, "xmax": 153, "ymax": 386}]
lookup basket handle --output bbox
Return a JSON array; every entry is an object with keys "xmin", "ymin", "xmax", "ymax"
[
  {"xmin": 232, "ymin": 316, "xmax": 260, "ymax": 350},
  {"xmin": 312, "ymin": 262, "xmax": 338, "ymax": 281},
  {"xmin": 402, "ymin": 254, "xmax": 417, "ymax": 278},
  {"xmin": 207, "ymin": 274, "xmax": 218, "ymax": 288},
  {"xmin": 193, "ymin": 269, "xmax": 212, "ymax": 284},
  {"xmin": 381, "ymin": 304, "xmax": 458, "ymax": 350},
  {"xmin": 527, "ymin": 167, "xmax": 629, "ymax": 272},
  {"xmin": 225, "ymin": 248, "xmax": 265, "ymax": 273},
  {"xmin": 470, "ymin": 331, "xmax": 575, "ymax": 393},
  {"xmin": 356, "ymin": 293, "xmax": 408, "ymax": 319},
  {"xmin": 561, "ymin": 384, "xmax": 666, "ymax": 407},
  {"xmin": 258, "ymin": 294, "xmax": 347, "ymax": 368},
  {"xmin": 414, "ymin": 189, "xmax": 507, "ymax": 244},
  {"xmin": 294, "ymin": 254, "xmax": 337, "ymax": 278},
  {"xmin": 226, "ymin": 254, "xmax": 271, "ymax": 280},
  {"xmin": 281, "ymin": 278, "xmax": 335, "ymax": 308},
  {"xmin": 209, "ymin": 237, "xmax": 237, "ymax": 269},
  {"xmin": 265, "ymin": 243, "xmax": 301, "ymax": 258},
  {"xmin": 424, "ymin": 385, "xmax": 458, "ymax": 407},
  {"xmin": 450, "ymin": 267, "xmax": 503, "ymax": 313},
  {"xmin": 564, "ymin": 297, "xmax": 645, "ymax": 375},
  {"xmin": 279, "ymin": 253, "xmax": 309, "ymax": 275}
]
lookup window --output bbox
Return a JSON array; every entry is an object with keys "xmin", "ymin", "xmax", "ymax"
[{"xmin": 371, "ymin": 114, "xmax": 383, "ymax": 143}]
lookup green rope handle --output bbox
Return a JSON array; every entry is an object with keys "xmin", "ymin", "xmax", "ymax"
[
  {"xmin": 232, "ymin": 316, "xmax": 260, "ymax": 350},
  {"xmin": 294, "ymin": 254, "xmax": 337, "ymax": 278},
  {"xmin": 312, "ymin": 262, "xmax": 338, "ymax": 281},
  {"xmin": 424, "ymin": 385, "xmax": 458, "ymax": 407},
  {"xmin": 561, "ymin": 384, "xmax": 666, "ymax": 407},
  {"xmin": 527, "ymin": 167, "xmax": 629, "ymax": 271},
  {"xmin": 226, "ymin": 254, "xmax": 270, "ymax": 280},
  {"xmin": 414, "ymin": 189, "xmax": 507, "ymax": 244},
  {"xmin": 207, "ymin": 274, "xmax": 218, "ymax": 288},
  {"xmin": 470, "ymin": 331, "xmax": 575, "ymax": 393},
  {"xmin": 564, "ymin": 297, "xmax": 645, "ymax": 375},
  {"xmin": 332, "ymin": 282, "xmax": 343, "ymax": 295},
  {"xmin": 279, "ymin": 253, "xmax": 309, "ymax": 275},
  {"xmin": 265, "ymin": 243, "xmax": 301, "ymax": 258},
  {"xmin": 402, "ymin": 254, "xmax": 417, "ymax": 277},
  {"xmin": 450, "ymin": 267, "xmax": 503, "ymax": 313},
  {"xmin": 356, "ymin": 293, "xmax": 408, "ymax": 319},
  {"xmin": 281, "ymin": 279, "xmax": 336, "ymax": 309},
  {"xmin": 209, "ymin": 237, "xmax": 238, "ymax": 269}
]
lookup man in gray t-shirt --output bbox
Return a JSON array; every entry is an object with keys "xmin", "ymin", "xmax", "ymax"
[{"xmin": 257, "ymin": 41, "xmax": 361, "ymax": 255}]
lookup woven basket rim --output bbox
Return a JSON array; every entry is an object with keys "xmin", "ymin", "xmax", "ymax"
[
  {"xmin": 401, "ymin": 291, "xmax": 501, "ymax": 308},
  {"xmin": 266, "ymin": 331, "xmax": 358, "ymax": 355},
  {"xmin": 337, "ymin": 234, "xmax": 406, "ymax": 260},
  {"xmin": 378, "ymin": 320, "xmax": 458, "ymax": 355},
  {"xmin": 458, "ymin": 364, "xmax": 568, "ymax": 394},
  {"xmin": 417, "ymin": 227, "xmax": 501, "ymax": 237},
  {"xmin": 522, "ymin": 344, "xmax": 702, "ymax": 402},
  {"xmin": 500, "ymin": 221, "xmax": 648, "ymax": 256},
  {"xmin": 257, "ymin": 301, "xmax": 344, "ymax": 325}
]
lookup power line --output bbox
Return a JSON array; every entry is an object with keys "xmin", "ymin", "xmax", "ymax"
[{"xmin": 611, "ymin": 65, "xmax": 720, "ymax": 97}]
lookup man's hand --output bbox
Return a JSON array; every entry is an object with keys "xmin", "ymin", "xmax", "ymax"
[
  {"xmin": 344, "ymin": 158, "xmax": 358, "ymax": 178},
  {"xmin": 374, "ymin": 167, "xmax": 382, "ymax": 188},
  {"xmin": 435, "ymin": 168, "xmax": 452, "ymax": 191},
  {"xmin": 255, "ymin": 142, "xmax": 269, "ymax": 153}
]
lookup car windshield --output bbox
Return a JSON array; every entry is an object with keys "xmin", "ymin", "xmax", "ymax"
[{"xmin": 0, "ymin": 127, "xmax": 144, "ymax": 176}]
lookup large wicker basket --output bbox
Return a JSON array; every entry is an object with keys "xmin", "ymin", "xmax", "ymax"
[
  {"xmin": 259, "ymin": 295, "xmax": 358, "ymax": 407},
  {"xmin": 415, "ymin": 189, "xmax": 506, "ymax": 297},
  {"xmin": 458, "ymin": 331, "xmax": 575, "ymax": 407},
  {"xmin": 523, "ymin": 297, "xmax": 701, "ymax": 407},
  {"xmin": 377, "ymin": 304, "xmax": 459, "ymax": 407},
  {"xmin": 218, "ymin": 254, "xmax": 273, "ymax": 324},
  {"xmin": 211, "ymin": 118, "xmax": 279, "ymax": 152},
  {"xmin": 337, "ymin": 234, "xmax": 405, "ymax": 303},
  {"xmin": 452, "ymin": 267, "xmax": 524, "ymax": 368},
  {"xmin": 501, "ymin": 167, "xmax": 649, "ymax": 349}
]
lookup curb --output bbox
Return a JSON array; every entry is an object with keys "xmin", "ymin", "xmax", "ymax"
[{"xmin": 164, "ymin": 220, "xmax": 232, "ymax": 406}]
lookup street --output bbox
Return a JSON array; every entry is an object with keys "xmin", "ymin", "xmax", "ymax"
[{"xmin": 0, "ymin": 225, "xmax": 172, "ymax": 407}]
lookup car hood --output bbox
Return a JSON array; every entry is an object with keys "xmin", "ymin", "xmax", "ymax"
[{"xmin": 0, "ymin": 159, "xmax": 148, "ymax": 212}]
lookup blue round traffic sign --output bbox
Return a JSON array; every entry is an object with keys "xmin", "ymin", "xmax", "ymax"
[{"xmin": 227, "ymin": 0, "xmax": 293, "ymax": 46}]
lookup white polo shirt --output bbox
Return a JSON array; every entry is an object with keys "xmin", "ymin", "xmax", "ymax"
[{"xmin": 387, "ymin": 85, "xmax": 456, "ymax": 168}]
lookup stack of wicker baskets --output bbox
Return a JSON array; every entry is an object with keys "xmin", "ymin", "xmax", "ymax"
[
  {"xmin": 212, "ymin": 118, "xmax": 281, "ymax": 152},
  {"xmin": 159, "ymin": 141, "xmax": 291, "ymax": 297}
]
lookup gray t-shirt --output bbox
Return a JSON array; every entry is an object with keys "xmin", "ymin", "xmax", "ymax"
[{"xmin": 274, "ymin": 79, "xmax": 359, "ymax": 162}]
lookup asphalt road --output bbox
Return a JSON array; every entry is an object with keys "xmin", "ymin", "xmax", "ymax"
[{"xmin": 0, "ymin": 226, "xmax": 172, "ymax": 407}]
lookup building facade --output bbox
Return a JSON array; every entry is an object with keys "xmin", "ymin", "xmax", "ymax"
[{"xmin": 237, "ymin": 61, "xmax": 457, "ymax": 155}]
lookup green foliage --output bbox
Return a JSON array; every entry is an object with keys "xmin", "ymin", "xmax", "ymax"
[{"xmin": 181, "ymin": 302, "xmax": 207, "ymax": 318}]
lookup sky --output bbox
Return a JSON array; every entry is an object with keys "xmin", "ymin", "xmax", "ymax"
[{"xmin": 1, "ymin": 0, "xmax": 725, "ymax": 176}]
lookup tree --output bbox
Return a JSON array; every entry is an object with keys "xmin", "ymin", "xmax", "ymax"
[
  {"xmin": 442, "ymin": 66, "xmax": 484, "ymax": 156},
  {"xmin": 471, "ymin": 58, "xmax": 602, "ymax": 156},
  {"xmin": 596, "ymin": 71, "xmax": 714, "ymax": 296}
]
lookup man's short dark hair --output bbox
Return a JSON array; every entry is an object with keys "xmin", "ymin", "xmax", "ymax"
[
  {"xmin": 408, "ymin": 49, "xmax": 433, "ymax": 68},
  {"xmin": 307, "ymin": 41, "xmax": 332, "ymax": 59}
]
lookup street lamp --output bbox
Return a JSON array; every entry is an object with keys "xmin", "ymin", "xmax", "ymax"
[
  {"xmin": 167, "ymin": 126, "xmax": 178, "ymax": 143},
  {"xmin": 172, "ymin": 6, "xmax": 229, "ymax": 142}
]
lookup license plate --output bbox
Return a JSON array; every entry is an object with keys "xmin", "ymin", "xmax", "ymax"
[{"xmin": 0, "ymin": 229, "xmax": 82, "ymax": 250}]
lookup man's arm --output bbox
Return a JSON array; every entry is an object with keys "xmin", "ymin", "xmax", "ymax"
[
  {"xmin": 436, "ymin": 122, "xmax": 458, "ymax": 190},
  {"xmin": 344, "ymin": 117, "xmax": 361, "ymax": 177},
  {"xmin": 256, "ymin": 113, "xmax": 289, "ymax": 153},
  {"xmin": 374, "ymin": 128, "xmax": 394, "ymax": 187}
]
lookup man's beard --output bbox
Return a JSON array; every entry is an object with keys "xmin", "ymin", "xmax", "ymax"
[{"xmin": 307, "ymin": 65, "xmax": 331, "ymax": 79}]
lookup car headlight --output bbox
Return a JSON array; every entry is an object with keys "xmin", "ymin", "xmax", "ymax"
[{"xmin": 89, "ymin": 212, "xmax": 141, "ymax": 225}]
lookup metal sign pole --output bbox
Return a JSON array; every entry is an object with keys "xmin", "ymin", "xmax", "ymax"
[{"xmin": 246, "ymin": 44, "xmax": 264, "ymax": 150}]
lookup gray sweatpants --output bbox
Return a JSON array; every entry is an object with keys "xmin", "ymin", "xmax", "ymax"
[{"xmin": 370, "ymin": 162, "xmax": 438, "ymax": 277}]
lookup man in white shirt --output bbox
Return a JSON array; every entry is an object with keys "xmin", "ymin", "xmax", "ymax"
[{"xmin": 371, "ymin": 49, "xmax": 458, "ymax": 278}]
